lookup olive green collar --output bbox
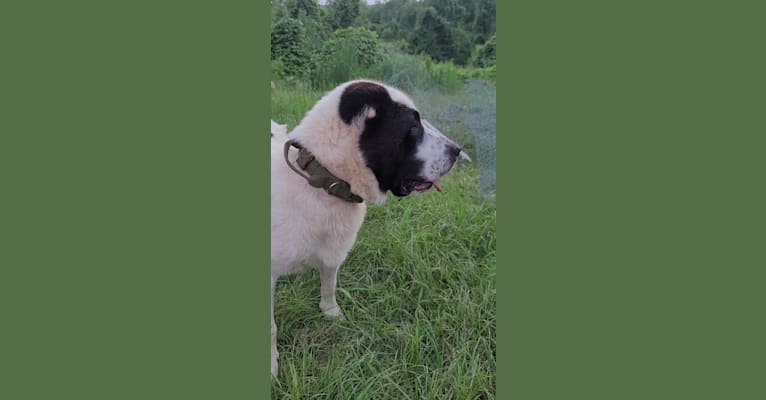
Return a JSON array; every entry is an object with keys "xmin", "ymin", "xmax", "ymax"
[{"xmin": 283, "ymin": 140, "xmax": 364, "ymax": 204}]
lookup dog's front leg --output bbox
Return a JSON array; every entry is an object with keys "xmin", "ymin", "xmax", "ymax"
[
  {"xmin": 318, "ymin": 264, "xmax": 343, "ymax": 317},
  {"xmin": 271, "ymin": 275, "xmax": 279, "ymax": 377}
]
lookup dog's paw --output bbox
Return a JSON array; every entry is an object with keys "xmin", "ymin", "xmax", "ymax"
[{"xmin": 320, "ymin": 304, "xmax": 344, "ymax": 318}]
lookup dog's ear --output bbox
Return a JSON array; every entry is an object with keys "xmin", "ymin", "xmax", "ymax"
[{"xmin": 339, "ymin": 81, "xmax": 391, "ymax": 124}]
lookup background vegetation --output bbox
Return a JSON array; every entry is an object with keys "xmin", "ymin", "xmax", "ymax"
[
  {"xmin": 271, "ymin": 1, "xmax": 496, "ymax": 398},
  {"xmin": 270, "ymin": 0, "xmax": 496, "ymax": 89}
]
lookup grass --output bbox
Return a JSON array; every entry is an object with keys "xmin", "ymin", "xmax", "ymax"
[
  {"xmin": 272, "ymin": 44, "xmax": 495, "ymax": 95},
  {"xmin": 271, "ymin": 85, "xmax": 496, "ymax": 399}
]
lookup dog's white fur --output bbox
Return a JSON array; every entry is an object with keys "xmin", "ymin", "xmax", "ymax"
[
  {"xmin": 270, "ymin": 80, "xmax": 453, "ymax": 377},
  {"xmin": 270, "ymin": 120, "xmax": 287, "ymax": 140}
]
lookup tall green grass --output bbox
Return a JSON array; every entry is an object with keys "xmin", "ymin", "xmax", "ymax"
[
  {"xmin": 273, "ymin": 45, "xmax": 495, "ymax": 93},
  {"xmin": 271, "ymin": 86, "xmax": 496, "ymax": 399}
]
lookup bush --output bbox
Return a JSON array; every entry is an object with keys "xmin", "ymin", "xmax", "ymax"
[
  {"xmin": 271, "ymin": 18, "xmax": 312, "ymax": 78},
  {"xmin": 406, "ymin": 6, "xmax": 472, "ymax": 66},
  {"xmin": 472, "ymin": 34, "xmax": 496, "ymax": 68},
  {"xmin": 311, "ymin": 27, "xmax": 385, "ymax": 88}
]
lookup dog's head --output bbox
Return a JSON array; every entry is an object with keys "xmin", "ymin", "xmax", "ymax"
[
  {"xmin": 339, "ymin": 81, "xmax": 462, "ymax": 197},
  {"xmin": 289, "ymin": 80, "xmax": 463, "ymax": 203}
]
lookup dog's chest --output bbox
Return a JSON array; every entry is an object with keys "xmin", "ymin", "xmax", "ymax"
[
  {"xmin": 303, "ymin": 209, "xmax": 365, "ymax": 265},
  {"xmin": 272, "ymin": 196, "xmax": 367, "ymax": 276}
]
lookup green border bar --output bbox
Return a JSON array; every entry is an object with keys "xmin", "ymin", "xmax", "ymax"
[
  {"xmin": 1, "ymin": 1, "xmax": 270, "ymax": 398},
  {"xmin": 505, "ymin": 1, "xmax": 766, "ymax": 399}
]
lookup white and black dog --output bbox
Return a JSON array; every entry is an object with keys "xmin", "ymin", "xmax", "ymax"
[{"xmin": 271, "ymin": 80, "xmax": 464, "ymax": 376}]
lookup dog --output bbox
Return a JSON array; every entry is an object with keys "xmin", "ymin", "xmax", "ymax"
[{"xmin": 271, "ymin": 80, "xmax": 464, "ymax": 377}]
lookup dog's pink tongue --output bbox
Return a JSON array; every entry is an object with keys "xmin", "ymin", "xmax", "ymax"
[{"xmin": 433, "ymin": 179, "xmax": 442, "ymax": 192}]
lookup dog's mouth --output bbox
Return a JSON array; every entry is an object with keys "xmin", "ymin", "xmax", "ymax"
[{"xmin": 400, "ymin": 178, "xmax": 443, "ymax": 196}]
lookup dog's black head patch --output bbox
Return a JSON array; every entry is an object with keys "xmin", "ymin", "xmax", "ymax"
[
  {"xmin": 339, "ymin": 81, "xmax": 428, "ymax": 197},
  {"xmin": 338, "ymin": 81, "xmax": 392, "ymax": 124}
]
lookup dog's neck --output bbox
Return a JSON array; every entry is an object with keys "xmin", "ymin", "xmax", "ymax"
[
  {"xmin": 289, "ymin": 116, "xmax": 388, "ymax": 205},
  {"xmin": 284, "ymin": 140, "xmax": 363, "ymax": 203}
]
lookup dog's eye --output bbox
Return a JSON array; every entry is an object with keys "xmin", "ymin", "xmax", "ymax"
[{"xmin": 409, "ymin": 125, "xmax": 423, "ymax": 140}]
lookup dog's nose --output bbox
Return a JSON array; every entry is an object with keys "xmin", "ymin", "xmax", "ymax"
[{"xmin": 448, "ymin": 144, "xmax": 462, "ymax": 158}]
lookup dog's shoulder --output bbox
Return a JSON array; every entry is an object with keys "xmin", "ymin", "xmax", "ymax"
[{"xmin": 271, "ymin": 120, "xmax": 288, "ymax": 141}]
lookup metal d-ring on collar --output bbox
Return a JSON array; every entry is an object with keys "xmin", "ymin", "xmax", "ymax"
[{"xmin": 283, "ymin": 140, "xmax": 364, "ymax": 204}]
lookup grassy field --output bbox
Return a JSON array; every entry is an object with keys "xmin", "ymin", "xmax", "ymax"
[{"xmin": 271, "ymin": 85, "xmax": 496, "ymax": 399}]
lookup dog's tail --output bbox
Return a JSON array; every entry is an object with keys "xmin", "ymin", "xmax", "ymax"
[{"xmin": 271, "ymin": 120, "xmax": 288, "ymax": 142}]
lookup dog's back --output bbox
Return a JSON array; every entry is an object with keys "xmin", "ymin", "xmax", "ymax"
[{"xmin": 271, "ymin": 120, "xmax": 288, "ymax": 141}]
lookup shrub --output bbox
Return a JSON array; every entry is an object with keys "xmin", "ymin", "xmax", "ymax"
[
  {"xmin": 311, "ymin": 27, "xmax": 385, "ymax": 88},
  {"xmin": 472, "ymin": 34, "xmax": 496, "ymax": 68},
  {"xmin": 271, "ymin": 18, "xmax": 312, "ymax": 78}
]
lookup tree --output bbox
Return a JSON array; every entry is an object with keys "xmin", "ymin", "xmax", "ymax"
[
  {"xmin": 283, "ymin": 0, "xmax": 329, "ymax": 55},
  {"xmin": 271, "ymin": 0, "xmax": 288, "ymax": 20},
  {"xmin": 285, "ymin": 0, "xmax": 319, "ymax": 18},
  {"xmin": 409, "ymin": 6, "xmax": 463, "ymax": 63},
  {"xmin": 472, "ymin": 0, "xmax": 496, "ymax": 44},
  {"xmin": 313, "ymin": 27, "xmax": 385, "ymax": 86},
  {"xmin": 450, "ymin": 27, "xmax": 473, "ymax": 66},
  {"xmin": 328, "ymin": 0, "xmax": 361, "ymax": 29},
  {"xmin": 271, "ymin": 18, "xmax": 312, "ymax": 78},
  {"xmin": 473, "ymin": 34, "xmax": 496, "ymax": 68},
  {"xmin": 424, "ymin": 0, "xmax": 468, "ymax": 29}
]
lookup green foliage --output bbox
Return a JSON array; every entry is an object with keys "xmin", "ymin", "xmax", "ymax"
[
  {"xmin": 270, "ymin": 18, "xmax": 312, "ymax": 78},
  {"xmin": 271, "ymin": 0, "xmax": 496, "ymax": 89},
  {"xmin": 365, "ymin": 0, "xmax": 496, "ymax": 65},
  {"xmin": 270, "ymin": 85, "xmax": 323, "ymax": 128},
  {"xmin": 406, "ymin": 6, "xmax": 472, "ymax": 65},
  {"xmin": 473, "ymin": 34, "xmax": 496, "ymax": 68},
  {"xmin": 367, "ymin": 50, "xmax": 464, "ymax": 92},
  {"xmin": 459, "ymin": 64, "xmax": 496, "ymax": 82},
  {"xmin": 285, "ymin": 0, "xmax": 319, "ymax": 18},
  {"xmin": 409, "ymin": 7, "xmax": 450, "ymax": 62},
  {"xmin": 473, "ymin": 0, "xmax": 497, "ymax": 43},
  {"xmin": 284, "ymin": 0, "xmax": 330, "ymax": 53},
  {"xmin": 449, "ymin": 24, "xmax": 474, "ymax": 65},
  {"xmin": 311, "ymin": 27, "xmax": 385, "ymax": 88},
  {"xmin": 327, "ymin": 0, "xmax": 361, "ymax": 30}
]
